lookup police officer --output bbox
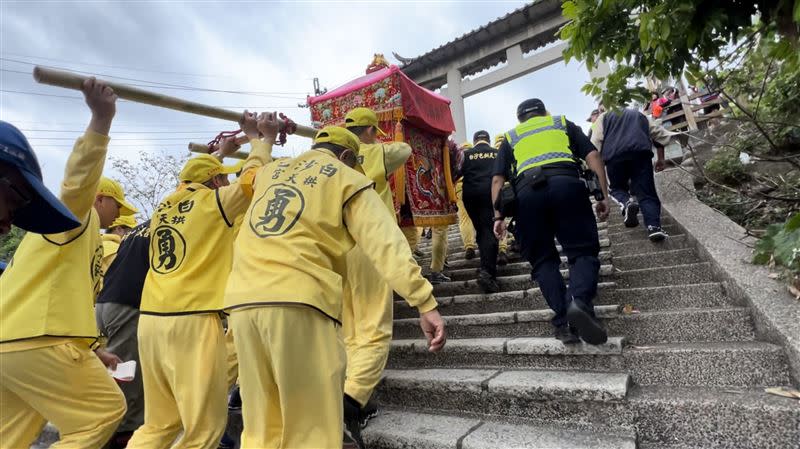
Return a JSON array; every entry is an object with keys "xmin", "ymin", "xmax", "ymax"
[
  {"xmin": 460, "ymin": 130, "xmax": 501, "ymax": 293},
  {"xmin": 491, "ymin": 98, "xmax": 611, "ymax": 345}
]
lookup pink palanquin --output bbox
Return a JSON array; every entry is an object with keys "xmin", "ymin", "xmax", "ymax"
[{"xmin": 308, "ymin": 64, "xmax": 457, "ymax": 226}]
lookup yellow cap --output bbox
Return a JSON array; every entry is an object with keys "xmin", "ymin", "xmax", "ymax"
[
  {"xmin": 179, "ymin": 154, "xmax": 240, "ymax": 184},
  {"xmin": 459, "ymin": 141, "xmax": 473, "ymax": 150},
  {"xmin": 344, "ymin": 107, "xmax": 387, "ymax": 137},
  {"xmin": 314, "ymin": 126, "xmax": 361, "ymax": 154},
  {"xmin": 110, "ymin": 213, "xmax": 136, "ymax": 229},
  {"xmin": 97, "ymin": 177, "xmax": 138, "ymax": 215},
  {"xmin": 494, "ymin": 134, "xmax": 505, "ymax": 145}
]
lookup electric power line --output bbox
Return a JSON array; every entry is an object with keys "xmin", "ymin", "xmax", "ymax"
[
  {"xmin": 0, "ymin": 58, "xmax": 308, "ymax": 98},
  {"xmin": 1, "ymin": 52, "xmax": 244, "ymax": 80},
  {"xmin": 0, "ymin": 88, "xmax": 304, "ymax": 109}
]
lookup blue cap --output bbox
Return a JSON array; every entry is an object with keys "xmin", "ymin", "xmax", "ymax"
[{"xmin": 0, "ymin": 121, "xmax": 81, "ymax": 234}]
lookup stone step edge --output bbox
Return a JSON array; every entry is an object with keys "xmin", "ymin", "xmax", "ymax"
[
  {"xmin": 396, "ymin": 281, "xmax": 731, "ymax": 308},
  {"xmin": 393, "ymin": 306, "xmax": 751, "ymax": 327},
  {"xmin": 363, "ymin": 408, "xmax": 637, "ymax": 449},
  {"xmin": 390, "ymin": 338, "xmax": 783, "ymax": 359},
  {"xmin": 381, "ymin": 368, "xmax": 632, "ymax": 402}
]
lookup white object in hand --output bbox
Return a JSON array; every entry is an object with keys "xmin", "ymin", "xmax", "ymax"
[{"xmin": 108, "ymin": 360, "xmax": 137, "ymax": 382}]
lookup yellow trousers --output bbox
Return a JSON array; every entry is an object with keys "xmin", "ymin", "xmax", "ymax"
[
  {"xmin": 224, "ymin": 326, "xmax": 238, "ymax": 390},
  {"xmin": 342, "ymin": 246, "xmax": 393, "ymax": 407},
  {"xmin": 456, "ymin": 183, "xmax": 476, "ymax": 250},
  {"xmin": 127, "ymin": 314, "xmax": 227, "ymax": 449},
  {"xmin": 0, "ymin": 341, "xmax": 126, "ymax": 449},
  {"xmin": 430, "ymin": 226, "xmax": 448, "ymax": 272},
  {"xmin": 401, "ymin": 226, "xmax": 420, "ymax": 251},
  {"xmin": 231, "ymin": 306, "xmax": 345, "ymax": 449}
]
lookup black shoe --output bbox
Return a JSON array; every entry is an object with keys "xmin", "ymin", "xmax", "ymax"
[
  {"xmin": 427, "ymin": 271, "xmax": 451, "ymax": 285},
  {"xmin": 360, "ymin": 398, "xmax": 379, "ymax": 429},
  {"xmin": 567, "ymin": 301, "xmax": 608, "ymax": 345},
  {"xmin": 554, "ymin": 325, "xmax": 580, "ymax": 344},
  {"xmin": 343, "ymin": 432, "xmax": 360, "ymax": 449},
  {"xmin": 412, "ymin": 248, "xmax": 424, "ymax": 258},
  {"xmin": 623, "ymin": 201, "xmax": 640, "ymax": 228},
  {"xmin": 477, "ymin": 271, "xmax": 500, "ymax": 294},
  {"xmin": 344, "ymin": 395, "xmax": 366, "ymax": 449},
  {"xmin": 497, "ymin": 251, "xmax": 509, "ymax": 266},
  {"xmin": 647, "ymin": 225, "xmax": 668, "ymax": 242},
  {"xmin": 464, "ymin": 247, "xmax": 476, "ymax": 260},
  {"xmin": 424, "ymin": 228, "xmax": 432, "ymax": 239},
  {"xmin": 228, "ymin": 386, "xmax": 242, "ymax": 413},
  {"xmin": 218, "ymin": 432, "xmax": 236, "ymax": 449}
]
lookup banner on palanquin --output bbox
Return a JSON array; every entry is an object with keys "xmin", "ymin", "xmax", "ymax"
[{"xmin": 307, "ymin": 63, "xmax": 457, "ymax": 227}]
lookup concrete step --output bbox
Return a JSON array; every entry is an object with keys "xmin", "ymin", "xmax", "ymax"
[
  {"xmin": 611, "ymin": 235, "xmax": 691, "ymax": 256},
  {"xmin": 630, "ymin": 385, "xmax": 800, "ymax": 448},
  {"xmin": 363, "ymin": 409, "xmax": 637, "ymax": 449},
  {"xmin": 445, "ymin": 262, "xmax": 614, "ymax": 281},
  {"xmin": 427, "ymin": 259, "xmax": 709, "ymax": 298},
  {"xmin": 387, "ymin": 338, "xmax": 791, "ymax": 388},
  {"xmin": 417, "ymin": 229, "xmax": 610, "ymax": 253},
  {"xmin": 613, "ymin": 262, "xmax": 715, "ymax": 289},
  {"xmin": 440, "ymin": 250, "xmax": 611, "ymax": 273},
  {"xmin": 425, "ymin": 268, "xmax": 597, "ymax": 298},
  {"xmin": 613, "ymin": 248, "xmax": 699, "ymax": 271},
  {"xmin": 607, "ymin": 215, "xmax": 675, "ymax": 231},
  {"xmin": 419, "ymin": 238, "xmax": 612, "ymax": 265},
  {"xmin": 376, "ymin": 368, "xmax": 631, "ymax": 430},
  {"xmin": 394, "ymin": 282, "xmax": 733, "ymax": 318},
  {"xmin": 606, "ymin": 224, "xmax": 680, "ymax": 243},
  {"xmin": 447, "ymin": 254, "xmax": 614, "ymax": 281},
  {"xmin": 393, "ymin": 306, "xmax": 755, "ymax": 345}
]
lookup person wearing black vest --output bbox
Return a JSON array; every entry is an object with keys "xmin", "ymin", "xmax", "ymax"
[
  {"xmin": 459, "ymin": 130, "xmax": 501, "ymax": 293},
  {"xmin": 95, "ymin": 219, "xmax": 150, "ymax": 448},
  {"xmin": 590, "ymin": 108, "xmax": 673, "ymax": 241}
]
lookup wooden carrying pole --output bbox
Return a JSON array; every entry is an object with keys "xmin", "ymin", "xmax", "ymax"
[
  {"xmin": 32, "ymin": 66, "xmax": 318, "ymax": 138},
  {"xmin": 188, "ymin": 135, "xmax": 253, "ymax": 159},
  {"xmin": 188, "ymin": 142, "xmax": 249, "ymax": 160}
]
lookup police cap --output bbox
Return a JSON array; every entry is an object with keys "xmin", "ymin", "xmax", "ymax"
[{"xmin": 516, "ymin": 98, "xmax": 546, "ymax": 119}]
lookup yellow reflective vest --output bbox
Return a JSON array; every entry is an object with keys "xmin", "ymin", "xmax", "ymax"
[{"xmin": 505, "ymin": 115, "xmax": 573, "ymax": 175}]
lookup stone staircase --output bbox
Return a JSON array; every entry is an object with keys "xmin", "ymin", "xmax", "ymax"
[{"xmin": 365, "ymin": 212, "xmax": 800, "ymax": 449}]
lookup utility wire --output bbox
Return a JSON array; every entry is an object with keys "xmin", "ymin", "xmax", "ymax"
[
  {"xmin": 0, "ymin": 88, "xmax": 304, "ymax": 109},
  {"xmin": 1, "ymin": 52, "xmax": 243, "ymax": 80},
  {"xmin": 1, "ymin": 58, "xmax": 308, "ymax": 98}
]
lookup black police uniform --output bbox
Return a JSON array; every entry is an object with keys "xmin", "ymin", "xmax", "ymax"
[
  {"xmin": 493, "ymin": 119, "xmax": 602, "ymax": 334},
  {"xmin": 460, "ymin": 141, "xmax": 500, "ymax": 280}
]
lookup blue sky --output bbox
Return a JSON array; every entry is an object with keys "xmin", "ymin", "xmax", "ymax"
[{"xmin": 1, "ymin": 0, "xmax": 599, "ymax": 193}]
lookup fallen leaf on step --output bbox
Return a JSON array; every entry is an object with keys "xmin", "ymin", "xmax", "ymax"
[
  {"xmin": 765, "ymin": 387, "xmax": 800, "ymax": 400},
  {"xmin": 768, "ymin": 272, "xmax": 780, "ymax": 279},
  {"xmin": 788, "ymin": 285, "xmax": 800, "ymax": 301},
  {"xmin": 622, "ymin": 304, "xmax": 640, "ymax": 314}
]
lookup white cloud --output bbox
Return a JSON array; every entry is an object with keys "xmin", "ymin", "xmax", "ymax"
[{"xmin": 1, "ymin": 0, "xmax": 598, "ymax": 199}]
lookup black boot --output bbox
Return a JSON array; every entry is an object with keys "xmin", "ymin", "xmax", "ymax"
[
  {"xmin": 554, "ymin": 325, "xmax": 580, "ymax": 344},
  {"xmin": 567, "ymin": 300, "xmax": 607, "ymax": 345},
  {"xmin": 343, "ymin": 394, "xmax": 366, "ymax": 449}
]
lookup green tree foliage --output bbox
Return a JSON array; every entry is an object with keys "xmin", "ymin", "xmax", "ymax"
[
  {"xmin": 0, "ymin": 226, "xmax": 25, "ymax": 262},
  {"xmin": 560, "ymin": 0, "xmax": 800, "ymax": 108}
]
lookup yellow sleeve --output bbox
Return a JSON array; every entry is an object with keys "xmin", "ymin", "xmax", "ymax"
[
  {"xmin": 217, "ymin": 138, "xmax": 273, "ymax": 220},
  {"xmin": 590, "ymin": 113, "xmax": 605, "ymax": 152},
  {"xmin": 382, "ymin": 142, "xmax": 412, "ymax": 176},
  {"xmin": 48, "ymin": 131, "xmax": 109, "ymax": 241},
  {"xmin": 344, "ymin": 188, "xmax": 438, "ymax": 313}
]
